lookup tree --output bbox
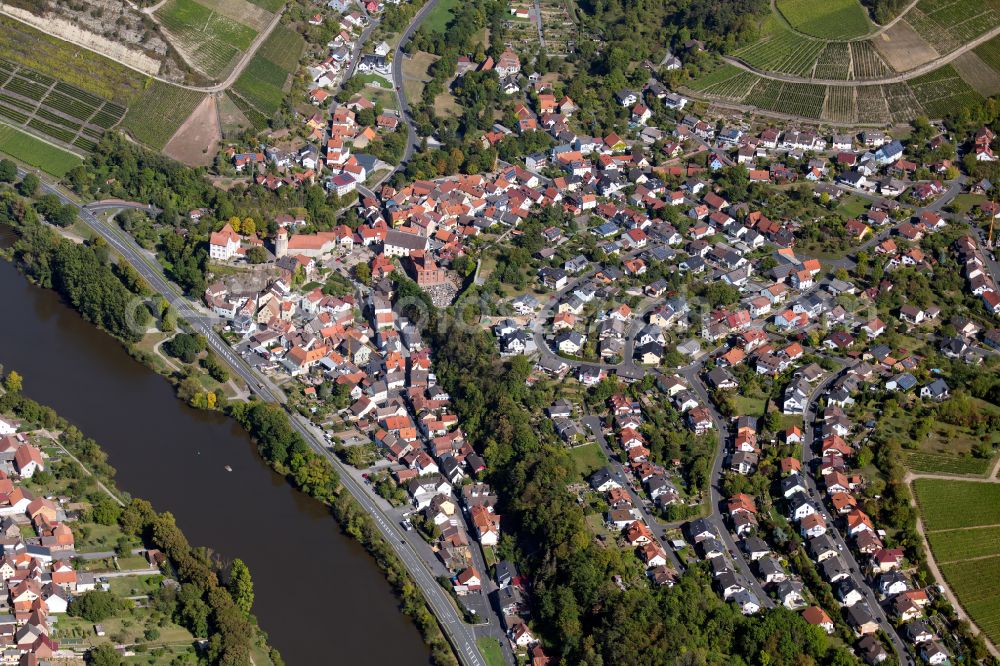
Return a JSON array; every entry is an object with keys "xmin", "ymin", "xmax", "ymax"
[
  {"xmin": 86, "ymin": 643, "xmax": 122, "ymax": 666},
  {"xmin": 90, "ymin": 498, "xmax": 122, "ymax": 526},
  {"xmin": 246, "ymin": 246, "xmax": 268, "ymax": 264},
  {"xmin": 17, "ymin": 173, "xmax": 39, "ymax": 197},
  {"xmin": 69, "ymin": 590, "xmax": 127, "ymax": 622},
  {"xmin": 228, "ymin": 558, "xmax": 254, "ymax": 614},
  {"xmin": 4, "ymin": 370, "xmax": 22, "ymax": 394},
  {"xmin": 0, "ymin": 159, "xmax": 16, "ymax": 183},
  {"xmin": 354, "ymin": 262, "xmax": 371, "ymax": 284},
  {"xmin": 242, "ymin": 218, "xmax": 256, "ymax": 236}
]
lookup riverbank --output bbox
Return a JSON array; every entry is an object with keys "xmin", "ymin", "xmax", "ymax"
[
  {"xmin": 0, "ymin": 376, "xmax": 279, "ymax": 665},
  {"xmin": 0, "ymin": 175, "xmax": 450, "ymax": 664}
]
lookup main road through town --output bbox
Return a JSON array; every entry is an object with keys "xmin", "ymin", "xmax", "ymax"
[{"xmin": 20, "ymin": 169, "xmax": 490, "ymax": 666}]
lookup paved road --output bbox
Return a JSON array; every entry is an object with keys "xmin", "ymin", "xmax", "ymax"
[
  {"xmin": 680, "ymin": 364, "xmax": 775, "ymax": 610},
  {"xmin": 21, "ymin": 170, "xmax": 490, "ymax": 666},
  {"xmin": 802, "ymin": 365, "xmax": 909, "ymax": 665},
  {"xmin": 581, "ymin": 414, "xmax": 685, "ymax": 574},
  {"xmin": 386, "ymin": 0, "xmax": 441, "ymax": 181}
]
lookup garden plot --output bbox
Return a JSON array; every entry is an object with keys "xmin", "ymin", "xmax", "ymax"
[{"xmin": 539, "ymin": 0, "xmax": 577, "ymax": 55}]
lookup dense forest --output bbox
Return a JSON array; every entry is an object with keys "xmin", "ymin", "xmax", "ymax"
[{"xmin": 428, "ymin": 318, "xmax": 860, "ymax": 665}]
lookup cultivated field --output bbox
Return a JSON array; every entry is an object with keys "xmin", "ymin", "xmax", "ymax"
[
  {"xmin": 734, "ymin": 17, "xmax": 826, "ymax": 77},
  {"xmin": 121, "ymin": 81, "xmax": 206, "ymax": 149},
  {"xmin": 914, "ymin": 479, "xmax": 1000, "ymax": 531},
  {"xmin": 904, "ymin": 451, "xmax": 993, "ymax": 476},
  {"xmin": 904, "ymin": 0, "xmax": 1000, "ymax": 56},
  {"xmin": 0, "ymin": 58, "xmax": 125, "ymax": 153},
  {"xmin": 231, "ymin": 25, "xmax": 304, "ymax": 126},
  {"xmin": 953, "ymin": 51, "xmax": 1000, "ymax": 97},
  {"xmin": 872, "ymin": 20, "xmax": 940, "ymax": 72},
  {"xmin": 907, "ymin": 64, "xmax": 985, "ymax": 119},
  {"xmin": 915, "ymin": 479, "xmax": 1000, "ymax": 646},
  {"xmin": 776, "ymin": 0, "xmax": 873, "ymax": 40},
  {"xmin": 155, "ymin": 0, "xmax": 260, "ymax": 79},
  {"xmin": 0, "ymin": 124, "xmax": 82, "ymax": 176}
]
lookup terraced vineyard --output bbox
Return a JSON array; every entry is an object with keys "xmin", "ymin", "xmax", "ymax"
[
  {"xmin": 232, "ymin": 25, "xmax": 305, "ymax": 126},
  {"xmin": 854, "ymin": 86, "xmax": 891, "ymax": 124},
  {"xmin": 697, "ymin": 70, "xmax": 762, "ymax": 101},
  {"xmin": 904, "ymin": 450, "xmax": 993, "ymax": 476},
  {"xmin": 734, "ymin": 17, "xmax": 826, "ymax": 77},
  {"xmin": 881, "ymin": 81, "xmax": 924, "ymax": 122},
  {"xmin": 814, "ymin": 42, "xmax": 851, "ymax": 80},
  {"xmin": 775, "ymin": 0, "xmax": 874, "ymax": 40},
  {"xmin": 974, "ymin": 34, "xmax": 1000, "ymax": 74},
  {"xmin": 907, "ymin": 65, "xmax": 985, "ymax": 119},
  {"xmin": 822, "ymin": 86, "xmax": 856, "ymax": 123},
  {"xmin": 905, "ymin": 0, "xmax": 1000, "ymax": 54},
  {"xmin": 0, "ymin": 58, "xmax": 124, "ymax": 153},
  {"xmin": 914, "ymin": 479, "xmax": 1000, "ymax": 646},
  {"xmin": 156, "ymin": 0, "xmax": 260, "ymax": 79},
  {"xmin": 686, "ymin": 64, "xmax": 745, "ymax": 92},
  {"xmin": 850, "ymin": 41, "xmax": 892, "ymax": 79},
  {"xmin": 121, "ymin": 82, "xmax": 206, "ymax": 150}
]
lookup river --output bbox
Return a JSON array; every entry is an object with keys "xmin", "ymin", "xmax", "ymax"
[{"xmin": 0, "ymin": 250, "xmax": 429, "ymax": 665}]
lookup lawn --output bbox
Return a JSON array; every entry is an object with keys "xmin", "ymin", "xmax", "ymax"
[
  {"xmin": 913, "ymin": 478, "xmax": 1000, "ymax": 531},
  {"xmin": 401, "ymin": 51, "xmax": 438, "ymax": 106},
  {"xmin": 0, "ymin": 124, "xmax": 82, "ymax": 176},
  {"xmin": 836, "ymin": 194, "xmax": 870, "ymax": 219},
  {"xmin": 569, "ymin": 442, "xmax": 609, "ymax": 480},
  {"xmin": 421, "ymin": 0, "xmax": 460, "ymax": 32},
  {"xmin": 775, "ymin": 0, "xmax": 873, "ymax": 39},
  {"xmin": 477, "ymin": 636, "xmax": 505, "ymax": 666}
]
